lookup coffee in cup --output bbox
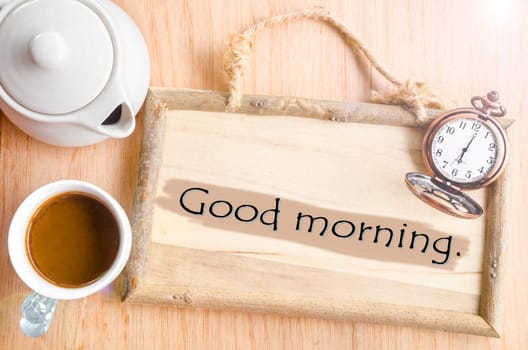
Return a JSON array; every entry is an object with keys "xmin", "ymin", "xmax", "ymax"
[{"xmin": 26, "ymin": 192, "xmax": 121, "ymax": 287}]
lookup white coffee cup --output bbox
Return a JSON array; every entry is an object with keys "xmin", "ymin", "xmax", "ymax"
[{"xmin": 8, "ymin": 180, "xmax": 132, "ymax": 336}]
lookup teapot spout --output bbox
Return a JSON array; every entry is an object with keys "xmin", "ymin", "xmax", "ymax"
[{"xmin": 98, "ymin": 103, "xmax": 136, "ymax": 138}]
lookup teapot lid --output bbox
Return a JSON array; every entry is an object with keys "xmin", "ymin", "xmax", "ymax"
[{"xmin": 0, "ymin": 0, "xmax": 114, "ymax": 115}]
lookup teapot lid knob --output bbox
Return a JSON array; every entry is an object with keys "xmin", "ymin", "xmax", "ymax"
[{"xmin": 29, "ymin": 32, "xmax": 68, "ymax": 70}]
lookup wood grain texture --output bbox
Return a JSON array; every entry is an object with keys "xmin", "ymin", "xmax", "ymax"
[
  {"xmin": 148, "ymin": 87, "xmax": 515, "ymax": 128},
  {"xmin": 122, "ymin": 91, "xmax": 166, "ymax": 299},
  {"xmin": 128, "ymin": 243, "xmax": 496, "ymax": 337},
  {"xmin": 0, "ymin": 0, "xmax": 526, "ymax": 349},
  {"xmin": 479, "ymin": 155, "xmax": 512, "ymax": 337}
]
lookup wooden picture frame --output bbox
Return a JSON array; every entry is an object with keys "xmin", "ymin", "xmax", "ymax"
[{"xmin": 122, "ymin": 87, "xmax": 513, "ymax": 337}]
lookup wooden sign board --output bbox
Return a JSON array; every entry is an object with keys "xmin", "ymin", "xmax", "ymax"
[{"xmin": 123, "ymin": 88, "xmax": 513, "ymax": 337}]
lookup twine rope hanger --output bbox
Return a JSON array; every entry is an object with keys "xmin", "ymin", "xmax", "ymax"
[{"xmin": 223, "ymin": 7, "xmax": 448, "ymax": 124}]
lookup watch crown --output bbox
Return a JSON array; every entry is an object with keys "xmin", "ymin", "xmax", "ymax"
[
  {"xmin": 471, "ymin": 91, "xmax": 506, "ymax": 117},
  {"xmin": 487, "ymin": 91, "xmax": 499, "ymax": 102}
]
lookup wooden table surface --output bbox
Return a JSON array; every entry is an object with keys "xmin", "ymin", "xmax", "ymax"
[{"xmin": 1, "ymin": 0, "xmax": 527, "ymax": 348}]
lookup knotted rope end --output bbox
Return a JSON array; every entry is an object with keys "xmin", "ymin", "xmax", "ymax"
[
  {"xmin": 224, "ymin": 34, "xmax": 254, "ymax": 111},
  {"xmin": 371, "ymin": 80, "xmax": 449, "ymax": 125}
]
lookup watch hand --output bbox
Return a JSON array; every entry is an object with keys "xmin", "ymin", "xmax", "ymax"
[
  {"xmin": 458, "ymin": 134, "xmax": 477, "ymax": 163},
  {"xmin": 449, "ymin": 133, "xmax": 477, "ymax": 166},
  {"xmin": 450, "ymin": 153, "xmax": 462, "ymax": 166},
  {"xmin": 465, "ymin": 133, "xmax": 477, "ymax": 150}
]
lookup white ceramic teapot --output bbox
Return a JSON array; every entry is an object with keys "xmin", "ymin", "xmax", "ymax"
[{"xmin": 0, "ymin": 0, "xmax": 150, "ymax": 146}]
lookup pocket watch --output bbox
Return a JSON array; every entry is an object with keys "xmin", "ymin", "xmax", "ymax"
[{"xmin": 405, "ymin": 91, "xmax": 508, "ymax": 219}]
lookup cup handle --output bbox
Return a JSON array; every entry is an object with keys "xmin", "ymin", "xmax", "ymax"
[{"xmin": 20, "ymin": 291, "xmax": 57, "ymax": 337}]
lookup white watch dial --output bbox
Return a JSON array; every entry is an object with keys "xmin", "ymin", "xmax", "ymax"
[{"xmin": 431, "ymin": 117, "xmax": 498, "ymax": 184}]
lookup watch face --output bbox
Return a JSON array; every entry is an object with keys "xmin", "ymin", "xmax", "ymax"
[{"xmin": 430, "ymin": 117, "xmax": 498, "ymax": 184}]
